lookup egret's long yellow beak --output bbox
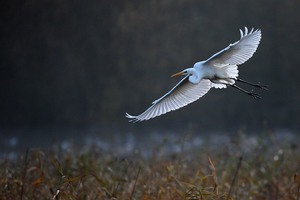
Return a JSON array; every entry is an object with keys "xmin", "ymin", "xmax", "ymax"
[{"xmin": 171, "ymin": 71, "xmax": 184, "ymax": 77}]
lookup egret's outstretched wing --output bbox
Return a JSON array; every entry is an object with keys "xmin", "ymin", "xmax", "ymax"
[
  {"xmin": 205, "ymin": 27, "xmax": 261, "ymax": 66},
  {"xmin": 126, "ymin": 77, "xmax": 211, "ymax": 122}
]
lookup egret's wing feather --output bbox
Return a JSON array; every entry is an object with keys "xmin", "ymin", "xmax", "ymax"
[
  {"xmin": 126, "ymin": 76, "xmax": 211, "ymax": 122},
  {"xmin": 205, "ymin": 27, "xmax": 261, "ymax": 66}
]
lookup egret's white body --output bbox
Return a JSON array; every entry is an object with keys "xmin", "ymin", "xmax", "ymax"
[{"xmin": 126, "ymin": 27, "xmax": 263, "ymax": 122}]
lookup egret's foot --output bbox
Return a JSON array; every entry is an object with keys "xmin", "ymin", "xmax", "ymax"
[
  {"xmin": 256, "ymin": 82, "xmax": 269, "ymax": 90},
  {"xmin": 236, "ymin": 78, "xmax": 269, "ymax": 91},
  {"xmin": 248, "ymin": 90, "xmax": 261, "ymax": 99}
]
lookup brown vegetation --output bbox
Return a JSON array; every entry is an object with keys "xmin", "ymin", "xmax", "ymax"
[{"xmin": 1, "ymin": 132, "xmax": 299, "ymax": 199}]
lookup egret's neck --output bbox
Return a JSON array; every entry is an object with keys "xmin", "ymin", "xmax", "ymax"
[{"xmin": 187, "ymin": 68, "xmax": 201, "ymax": 84}]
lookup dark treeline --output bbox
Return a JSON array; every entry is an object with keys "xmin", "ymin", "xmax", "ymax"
[{"xmin": 1, "ymin": 0, "xmax": 300, "ymax": 131}]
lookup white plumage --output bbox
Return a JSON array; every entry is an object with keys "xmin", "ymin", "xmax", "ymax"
[{"xmin": 126, "ymin": 27, "xmax": 263, "ymax": 122}]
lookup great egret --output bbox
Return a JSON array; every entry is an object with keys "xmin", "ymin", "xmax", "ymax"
[{"xmin": 126, "ymin": 27, "xmax": 266, "ymax": 122}]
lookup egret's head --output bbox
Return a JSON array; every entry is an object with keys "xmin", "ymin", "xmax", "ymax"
[{"xmin": 171, "ymin": 68, "xmax": 192, "ymax": 77}]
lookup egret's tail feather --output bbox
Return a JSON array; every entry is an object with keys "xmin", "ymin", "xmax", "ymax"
[
  {"xmin": 211, "ymin": 64, "xmax": 239, "ymax": 89},
  {"xmin": 211, "ymin": 82, "xmax": 227, "ymax": 89},
  {"xmin": 224, "ymin": 64, "xmax": 239, "ymax": 79}
]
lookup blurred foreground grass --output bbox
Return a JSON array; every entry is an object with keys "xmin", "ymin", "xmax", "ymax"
[{"xmin": 1, "ymin": 131, "xmax": 300, "ymax": 200}]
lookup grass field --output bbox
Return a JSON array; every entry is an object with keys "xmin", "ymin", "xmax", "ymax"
[{"xmin": 1, "ymin": 130, "xmax": 300, "ymax": 199}]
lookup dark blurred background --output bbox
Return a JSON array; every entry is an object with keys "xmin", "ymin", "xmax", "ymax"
[{"xmin": 1, "ymin": 0, "xmax": 300, "ymax": 134}]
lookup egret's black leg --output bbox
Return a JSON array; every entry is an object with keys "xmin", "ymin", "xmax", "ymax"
[
  {"xmin": 236, "ymin": 78, "xmax": 268, "ymax": 90},
  {"xmin": 229, "ymin": 84, "xmax": 261, "ymax": 99}
]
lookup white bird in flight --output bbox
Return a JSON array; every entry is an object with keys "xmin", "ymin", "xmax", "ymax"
[{"xmin": 126, "ymin": 27, "xmax": 267, "ymax": 122}]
